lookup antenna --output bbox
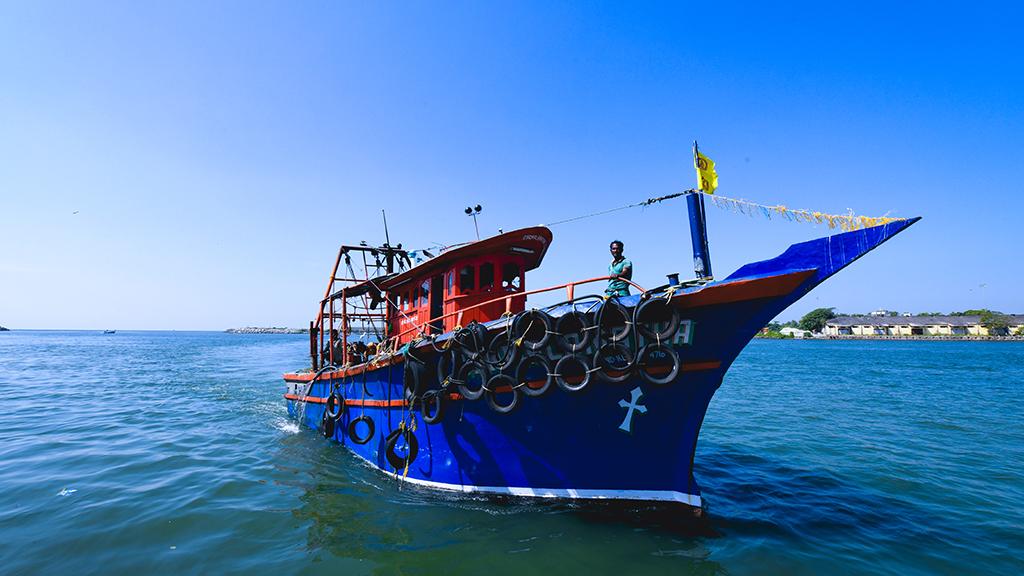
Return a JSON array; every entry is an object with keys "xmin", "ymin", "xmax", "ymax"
[
  {"xmin": 381, "ymin": 209, "xmax": 391, "ymax": 246},
  {"xmin": 464, "ymin": 204, "xmax": 483, "ymax": 240}
]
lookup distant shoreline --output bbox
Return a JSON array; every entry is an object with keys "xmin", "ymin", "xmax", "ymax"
[
  {"xmin": 823, "ymin": 335, "xmax": 1024, "ymax": 342},
  {"xmin": 756, "ymin": 332, "xmax": 1024, "ymax": 342},
  {"xmin": 225, "ymin": 327, "xmax": 307, "ymax": 334}
]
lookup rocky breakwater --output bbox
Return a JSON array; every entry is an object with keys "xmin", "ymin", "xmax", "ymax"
[{"xmin": 225, "ymin": 327, "xmax": 306, "ymax": 334}]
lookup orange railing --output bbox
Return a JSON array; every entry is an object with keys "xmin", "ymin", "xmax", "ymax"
[
  {"xmin": 375, "ymin": 275, "xmax": 647, "ymax": 359},
  {"xmin": 312, "ymin": 251, "xmax": 647, "ymax": 369}
]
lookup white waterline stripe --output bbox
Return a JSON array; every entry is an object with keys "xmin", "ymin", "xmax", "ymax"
[
  {"xmin": 288, "ymin": 408, "xmax": 705, "ymax": 508},
  {"xmin": 349, "ymin": 450, "xmax": 701, "ymax": 507}
]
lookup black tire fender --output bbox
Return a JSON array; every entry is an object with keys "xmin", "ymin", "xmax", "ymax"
[
  {"xmin": 636, "ymin": 297, "xmax": 681, "ymax": 342},
  {"xmin": 325, "ymin": 390, "xmax": 346, "ymax": 421},
  {"xmin": 554, "ymin": 355, "xmax": 592, "ymax": 393},
  {"xmin": 593, "ymin": 342, "xmax": 634, "ymax": 384},
  {"xmin": 555, "ymin": 310, "xmax": 594, "ymax": 353},
  {"xmin": 457, "ymin": 359, "xmax": 489, "ymax": 401},
  {"xmin": 597, "ymin": 299, "xmax": 632, "ymax": 343},
  {"xmin": 515, "ymin": 353, "xmax": 553, "ymax": 398},
  {"xmin": 453, "ymin": 322, "xmax": 488, "ymax": 360},
  {"xmin": 421, "ymin": 390, "xmax": 446, "ymax": 424},
  {"xmin": 384, "ymin": 428, "xmax": 419, "ymax": 470},
  {"xmin": 485, "ymin": 331, "xmax": 520, "ymax": 371},
  {"xmin": 403, "ymin": 360, "xmax": 429, "ymax": 401},
  {"xmin": 348, "ymin": 415, "xmax": 375, "ymax": 445},
  {"xmin": 484, "ymin": 373, "xmax": 520, "ymax": 414},
  {"xmin": 436, "ymin": 348, "xmax": 461, "ymax": 388},
  {"xmin": 637, "ymin": 343, "xmax": 681, "ymax": 385},
  {"xmin": 512, "ymin": 309, "xmax": 552, "ymax": 351},
  {"xmin": 321, "ymin": 409, "xmax": 336, "ymax": 439}
]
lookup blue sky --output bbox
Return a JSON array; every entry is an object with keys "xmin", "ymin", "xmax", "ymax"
[{"xmin": 1, "ymin": 2, "xmax": 1021, "ymax": 330}]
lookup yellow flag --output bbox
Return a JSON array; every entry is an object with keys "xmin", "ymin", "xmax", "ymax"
[{"xmin": 694, "ymin": 150, "xmax": 718, "ymax": 194}]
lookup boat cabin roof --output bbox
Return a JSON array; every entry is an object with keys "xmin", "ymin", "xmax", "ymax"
[{"xmin": 376, "ymin": 226, "xmax": 553, "ymax": 292}]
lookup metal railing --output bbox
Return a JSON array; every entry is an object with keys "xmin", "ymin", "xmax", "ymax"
[{"xmin": 309, "ymin": 245, "xmax": 648, "ymax": 370}]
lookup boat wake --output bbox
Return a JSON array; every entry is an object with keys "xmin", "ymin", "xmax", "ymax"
[{"xmin": 273, "ymin": 418, "xmax": 300, "ymax": 435}]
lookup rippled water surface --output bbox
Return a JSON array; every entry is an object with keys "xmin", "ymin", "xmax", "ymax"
[{"xmin": 1, "ymin": 331, "xmax": 1022, "ymax": 575}]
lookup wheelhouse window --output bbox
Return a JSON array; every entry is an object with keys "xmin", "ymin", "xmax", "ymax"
[
  {"xmin": 459, "ymin": 265, "xmax": 475, "ymax": 292},
  {"xmin": 446, "ymin": 270, "xmax": 454, "ymax": 295},
  {"xmin": 479, "ymin": 262, "xmax": 495, "ymax": 290},
  {"xmin": 420, "ymin": 280, "xmax": 430, "ymax": 307},
  {"xmin": 502, "ymin": 262, "xmax": 521, "ymax": 291}
]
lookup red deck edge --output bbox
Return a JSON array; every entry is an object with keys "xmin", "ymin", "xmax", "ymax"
[
  {"xmin": 283, "ymin": 354, "xmax": 404, "ymax": 383},
  {"xmin": 283, "ymin": 395, "xmax": 409, "ymax": 407},
  {"xmin": 674, "ymin": 269, "xmax": 815, "ymax": 309}
]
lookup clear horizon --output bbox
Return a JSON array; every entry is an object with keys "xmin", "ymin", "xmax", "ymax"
[
  {"xmin": 6, "ymin": 306, "xmax": 1024, "ymax": 332},
  {"xmin": 3, "ymin": 2, "xmax": 1021, "ymax": 330}
]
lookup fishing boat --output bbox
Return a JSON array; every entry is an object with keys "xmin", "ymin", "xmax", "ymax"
[{"xmin": 283, "ymin": 188, "xmax": 918, "ymax": 514}]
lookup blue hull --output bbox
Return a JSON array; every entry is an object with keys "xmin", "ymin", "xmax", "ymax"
[{"xmin": 286, "ymin": 219, "xmax": 918, "ymax": 508}]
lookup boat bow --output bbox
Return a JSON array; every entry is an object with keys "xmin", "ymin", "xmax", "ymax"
[{"xmin": 725, "ymin": 217, "xmax": 921, "ymax": 288}]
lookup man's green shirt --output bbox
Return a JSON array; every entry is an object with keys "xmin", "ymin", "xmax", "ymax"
[{"xmin": 606, "ymin": 258, "xmax": 632, "ymax": 296}]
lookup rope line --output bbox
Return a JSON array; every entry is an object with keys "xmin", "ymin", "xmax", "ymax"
[
  {"xmin": 543, "ymin": 191, "xmax": 688, "ymax": 227},
  {"xmin": 542, "ymin": 188, "xmax": 906, "ymax": 232}
]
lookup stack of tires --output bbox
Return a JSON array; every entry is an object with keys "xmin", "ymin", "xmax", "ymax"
[{"xmin": 407, "ymin": 293, "xmax": 683, "ymax": 423}]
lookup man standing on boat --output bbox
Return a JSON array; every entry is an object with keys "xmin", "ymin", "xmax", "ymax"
[
  {"xmin": 323, "ymin": 329, "xmax": 344, "ymax": 365},
  {"xmin": 606, "ymin": 240, "xmax": 632, "ymax": 297}
]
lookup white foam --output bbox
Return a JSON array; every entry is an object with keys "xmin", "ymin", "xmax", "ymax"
[{"xmin": 274, "ymin": 418, "xmax": 300, "ymax": 434}]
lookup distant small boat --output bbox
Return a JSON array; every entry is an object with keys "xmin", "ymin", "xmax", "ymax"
[{"xmin": 102, "ymin": 330, "xmax": 116, "ymax": 334}]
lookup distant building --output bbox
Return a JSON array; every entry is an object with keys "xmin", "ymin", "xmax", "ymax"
[
  {"xmin": 780, "ymin": 327, "xmax": 812, "ymax": 338},
  {"xmin": 824, "ymin": 315, "xmax": 1024, "ymax": 337},
  {"xmin": 870, "ymin": 308, "xmax": 894, "ymax": 317}
]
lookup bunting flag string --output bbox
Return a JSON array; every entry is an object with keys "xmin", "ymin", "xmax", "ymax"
[
  {"xmin": 540, "ymin": 188, "xmax": 905, "ymax": 231},
  {"xmin": 701, "ymin": 191, "xmax": 905, "ymax": 232}
]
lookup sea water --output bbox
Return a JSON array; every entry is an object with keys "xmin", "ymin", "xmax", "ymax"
[{"xmin": 1, "ymin": 331, "xmax": 1021, "ymax": 575}]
